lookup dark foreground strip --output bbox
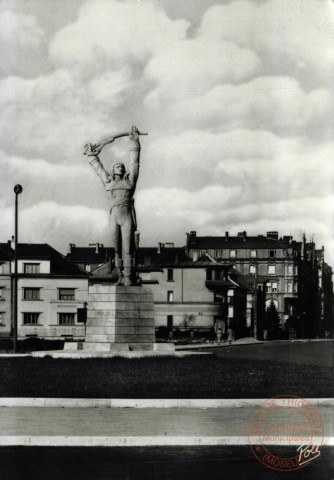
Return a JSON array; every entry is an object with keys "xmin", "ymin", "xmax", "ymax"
[{"xmin": 0, "ymin": 446, "xmax": 333, "ymax": 480}]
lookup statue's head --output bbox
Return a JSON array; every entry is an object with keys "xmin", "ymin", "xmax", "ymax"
[{"xmin": 111, "ymin": 162, "xmax": 125, "ymax": 180}]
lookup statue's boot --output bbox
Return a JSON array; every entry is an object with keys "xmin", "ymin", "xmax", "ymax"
[
  {"xmin": 123, "ymin": 254, "xmax": 133, "ymax": 286},
  {"xmin": 115, "ymin": 258, "xmax": 124, "ymax": 286}
]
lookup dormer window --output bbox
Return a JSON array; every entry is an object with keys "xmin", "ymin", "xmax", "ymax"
[
  {"xmin": 269, "ymin": 250, "xmax": 276, "ymax": 258},
  {"xmin": 24, "ymin": 263, "xmax": 40, "ymax": 274}
]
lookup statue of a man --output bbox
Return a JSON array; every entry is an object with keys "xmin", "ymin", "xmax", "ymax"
[{"xmin": 84, "ymin": 126, "xmax": 141, "ymax": 286}]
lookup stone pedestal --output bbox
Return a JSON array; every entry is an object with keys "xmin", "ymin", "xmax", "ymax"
[
  {"xmin": 64, "ymin": 284, "xmax": 175, "ymax": 353},
  {"xmin": 84, "ymin": 284, "xmax": 156, "ymax": 351}
]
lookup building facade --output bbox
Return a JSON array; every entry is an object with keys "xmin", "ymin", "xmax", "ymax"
[
  {"xmin": 0, "ymin": 244, "xmax": 12, "ymax": 337},
  {"xmin": 0, "ymin": 242, "xmax": 89, "ymax": 340},
  {"xmin": 70, "ymin": 244, "xmax": 254, "ymax": 339},
  {"xmin": 185, "ymin": 231, "xmax": 332, "ymax": 338}
]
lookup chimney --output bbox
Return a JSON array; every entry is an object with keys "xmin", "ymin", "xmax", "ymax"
[
  {"xmin": 225, "ymin": 232, "xmax": 229, "ymax": 241},
  {"xmin": 267, "ymin": 231, "xmax": 278, "ymax": 240},
  {"xmin": 68, "ymin": 243, "xmax": 75, "ymax": 254},
  {"xmin": 237, "ymin": 231, "xmax": 247, "ymax": 240},
  {"xmin": 189, "ymin": 231, "xmax": 197, "ymax": 245},
  {"xmin": 157, "ymin": 242, "xmax": 164, "ymax": 254},
  {"xmin": 11, "ymin": 236, "xmax": 15, "ymax": 250}
]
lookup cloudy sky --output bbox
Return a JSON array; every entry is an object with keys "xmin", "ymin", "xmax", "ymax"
[{"xmin": 1, "ymin": 0, "xmax": 334, "ymax": 265}]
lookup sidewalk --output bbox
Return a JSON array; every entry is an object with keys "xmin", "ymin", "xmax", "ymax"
[{"xmin": 0, "ymin": 403, "xmax": 333, "ymax": 447}]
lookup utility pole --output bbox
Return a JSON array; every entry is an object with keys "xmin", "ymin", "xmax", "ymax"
[
  {"xmin": 13, "ymin": 184, "xmax": 23, "ymax": 353},
  {"xmin": 253, "ymin": 263, "xmax": 258, "ymax": 340}
]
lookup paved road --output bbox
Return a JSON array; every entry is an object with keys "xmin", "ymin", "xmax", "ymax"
[
  {"xmin": 212, "ymin": 340, "xmax": 334, "ymax": 367},
  {"xmin": 1, "ymin": 404, "xmax": 333, "ymax": 479},
  {"xmin": 0, "ymin": 404, "xmax": 333, "ymax": 440}
]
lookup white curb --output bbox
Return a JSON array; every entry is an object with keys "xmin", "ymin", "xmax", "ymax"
[
  {"xmin": 0, "ymin": 398, "xmax": 333, "ymax": 408},
  {"xmin": 0, "ymin": 435, "xmax": 333, "ymax": 447}
]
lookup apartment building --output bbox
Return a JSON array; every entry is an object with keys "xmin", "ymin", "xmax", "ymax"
[
  {"xmin": 0, "ymin": 242, "xmax": 89, "ymax": 339},
  {"xmin": 185, "ymin": 231, "xmax": 331, "ymax": 338}
]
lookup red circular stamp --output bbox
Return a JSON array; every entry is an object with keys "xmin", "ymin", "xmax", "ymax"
[{"xmin": 248, "ymin": 395, "xmax": 324, "ymax": 471}]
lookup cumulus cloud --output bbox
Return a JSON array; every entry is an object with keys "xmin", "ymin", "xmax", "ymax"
[
  {"xmin": 0, "ymin": 10, "xmax": 47, "ymax": 77},
  {"xmin": 18, "ymin": 202, "xmax": 109, "ymax": 251},
  {"xmin": 0, "ymin": 0, "xmax": 333, "ymax": 269},
  {"xmin": 166, "ymin": 78, "xmax": 334, "ymax": 136},
  {"xmin": 144, "ymin": 39, "xmax": 261, "ymax": 105},
  {"xmin": 49, "ymin": 0, "xmax": 189, "ymax": 73},
  {"xmin": 199, "ymin": 0, "xmax": 334, "ymax": 86},
  {"xmin": 0, "ymin": 68, "xmax": 132, "ymax": 161}
]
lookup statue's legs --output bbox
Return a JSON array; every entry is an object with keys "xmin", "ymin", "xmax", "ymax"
[
  {"xmin": 111, "ymin": 205, "xmax": 134, "ymax": 286},
  {"xmin": 121, "ymin": 217, "xmax": 134, "ymax": 286},
  {"xmin": 110, "ymin": 212, "xmax": 123, "ymax": 285}
]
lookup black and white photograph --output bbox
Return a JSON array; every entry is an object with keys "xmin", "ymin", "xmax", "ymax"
[{"xmin": 0, "ymin": 0, "xmax": 333, "ymax": 478}]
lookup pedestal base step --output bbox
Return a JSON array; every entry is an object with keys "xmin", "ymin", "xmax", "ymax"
[{"xmin": 64, "ymin": 342, "xmax": 175, "ymax": 352}]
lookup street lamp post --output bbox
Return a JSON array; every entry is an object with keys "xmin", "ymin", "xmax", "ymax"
[
  {"xmin": 13, "ymin": 184, "xmax": 23, "ymax": 353},
  {"xmin": 253, "ymin": 264, "xmax": 258, "ymax": 340}
]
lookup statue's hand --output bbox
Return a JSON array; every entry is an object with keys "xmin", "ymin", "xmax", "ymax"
[
  {"xmin": 129, "ymin": 125, "xmax": 139, "ymax": 141},
  {"xmin": 83, "ymin": 143, "xmax": 99, "ymax": 156}
]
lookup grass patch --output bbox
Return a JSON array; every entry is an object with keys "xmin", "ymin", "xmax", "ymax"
[{"xmin": 0, "ymin": 356, "xmax": 333, "ymax": 398}]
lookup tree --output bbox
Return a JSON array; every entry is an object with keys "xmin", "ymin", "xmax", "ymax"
[
  {"xmin": 265, "ymin": 301, "xmax": 281, "ymax": 339},
  {"xmin": 181, "ymin": 314, "xmax": 196, "ymax": 333}
]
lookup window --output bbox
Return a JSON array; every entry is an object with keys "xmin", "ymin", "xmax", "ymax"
[
  {"xmin": 266, "ymin": 281, "xmax": 278, "ymax": 293},
  {"xmin": 0, "ymin": 312, "xmax": 4, "ymax": 323},
  {"xmin": 215, "ymin": 250, "xmax": 222, "ymax": 258},
  {"xmin": 24, "ymin": 263, "xmax": 40, "ymax": 274},
  {"xmin": 230, "ymin": 250, "xmax": 236, "ymax": 258},
  {"xmin": 294, "ymin": 265, "xmax": 298, "ymax": 276},
  {"xmin": 59, "ymin": 313, "xmax": 75, "ymax": 325},
  {"xmin": 59, "ymin": 288, "xmax": 75, "ymax": 300},
  {"xmin": 84, "ymin": 264, "xmax": 91, "ymax": 272},
  {"xmin": 268, "ymin": 265, "xmax": 276, "ymax": 275},
  {"xmin": 249, "ymin": 265, "xmax": 256, "ymax": 275},
  {"xmin": 200, "ymin": 250, "xmax": 206, "ymax": 257},
  {"xmin": 250, "ymin": 250, "xmax": 257, "ymax": 258},
  {"xmin": 167, "ymin": 269, "xmax": 174, "ymax": 282},
  {"xmin": 287, "ymin": 265, "xmax": 293, "ymax": 275},
  {"xmin": 206, "ymin": 269, "xmax": 213, "ymax": 281},
  {"xmin": 23, "ymin": 288, "xmax": 40, "ymax": 300},
  {"xmin": 167, "ymin": 291, "xmax": 173, "ymax": 303},
  {"xmin": 286, "ymin": 282, "xmax": 293, "ymax": 293},
  {"xmin": 167, "ymin": 315, "xmax": 173, "ymax": 329},
  {"xmin": 269, "ymin": 250, "xmax": 276, "ymax": 258},
  {"xmin": 228, "ymin": 306, "xmax": 234, "ymax": 317},
  {"xmin": 23, "ymin": 313, "xmax": 40, "ymax": 325}
]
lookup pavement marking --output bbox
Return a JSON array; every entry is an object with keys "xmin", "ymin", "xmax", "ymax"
[
  {"xmin": 0, "ymin": 436, "xmax": 333, "ymax": 447},
  {"xmin": 0, "ymin": 398, "xmax": 333, "ymax": 408}
]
